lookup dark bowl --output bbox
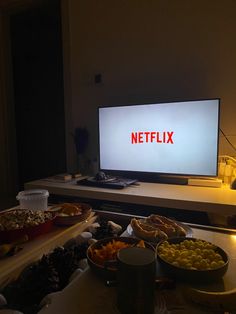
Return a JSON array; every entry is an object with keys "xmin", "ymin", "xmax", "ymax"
[
  {"xmin": 87, "ymin": 236, "xmax": 154, "ymax": 280},
  {"xmin": 156, "ymin": 237, "xmax": 229, "ymax": 283},
  {"xmin": 49, "ymin": 203, "xmax": 92, "ymax": 226},
  {"xmin": 55, "ymin": 208, "xmax": 92, "ymax": 226}
]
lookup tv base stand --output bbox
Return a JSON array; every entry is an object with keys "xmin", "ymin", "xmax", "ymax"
[{"xmin": 140, "ymin": 175, "xmax": 188, "ymax": 185}]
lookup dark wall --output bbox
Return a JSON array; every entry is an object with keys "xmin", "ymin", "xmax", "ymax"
[
  {"xmin": 11, "ymin": 0, "xmax": 66, "ymax": 188},
  {"xmin": 66, "ymin": 0, "xmax": 236, "ymax": 169}
]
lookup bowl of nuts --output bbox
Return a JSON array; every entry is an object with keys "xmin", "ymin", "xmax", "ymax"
[
  {"xmin": 156, "ymin": 237, "xmax": 229, "ymax": 283},
  {"xmin": 0, "ymin": 209, "xmax": 55, "ymax": 243}
]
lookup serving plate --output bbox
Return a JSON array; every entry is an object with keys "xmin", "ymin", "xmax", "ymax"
[{"xmin": 127, "ymin": 219, "xmax": 192, "ymax": 243}]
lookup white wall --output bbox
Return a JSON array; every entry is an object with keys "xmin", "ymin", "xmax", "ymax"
[{"xmin": 67, "ymin": 0, "xmax": 236, "ymax": 170}]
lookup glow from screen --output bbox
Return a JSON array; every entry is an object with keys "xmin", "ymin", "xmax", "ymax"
[{"xmin": 98, "ymin": 99, "xmax": 220, "ymax": 177}]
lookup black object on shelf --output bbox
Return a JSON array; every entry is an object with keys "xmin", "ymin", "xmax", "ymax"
[
  {"xmin": 231, "ymin": 178, "xmax": 236, "ymax": 190},
  {"xmin": 77, "ymin": 172, "xmax": 138, "ymax": 189}
]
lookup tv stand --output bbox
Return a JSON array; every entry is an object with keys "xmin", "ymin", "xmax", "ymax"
[
  {"xmin": 24, "ymin": 177, "xmax": 236, "ymax": 226},
  {"xmin": 143, "ymin": 175, "xmax": 188, "ymax": 185}
]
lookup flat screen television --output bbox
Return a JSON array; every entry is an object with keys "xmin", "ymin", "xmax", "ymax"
[{"xmin": 98, "ymin": 98, "xmax": 220, "ymax": 184}]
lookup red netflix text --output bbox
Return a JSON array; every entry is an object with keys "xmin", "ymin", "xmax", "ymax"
[{"xmin": 131, "ymin": 131, "xmax": 174, "ymax": 144}]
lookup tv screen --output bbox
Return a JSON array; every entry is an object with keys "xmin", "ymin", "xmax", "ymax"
[{"xmin": 98, "ymin": 99, "xmax": 220, "ymax": 181}]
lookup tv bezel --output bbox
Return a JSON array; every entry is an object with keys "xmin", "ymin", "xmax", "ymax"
[{"xmin": 98, "ymin": 98, "xmax": 220, "ymax": 183}]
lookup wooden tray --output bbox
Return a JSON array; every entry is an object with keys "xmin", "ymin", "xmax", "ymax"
[{"xmin": 0, "ymin": 212, "xmax": 97, "ymax": 288}]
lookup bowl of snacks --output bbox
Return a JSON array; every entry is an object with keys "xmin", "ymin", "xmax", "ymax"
[
  {"xmin": 0, "ymin": 209, "xmax": 55, "ymax": 243},
  {"xmin": 87, "ymin": 237, "xmax": 154, "ymax": 280},
  {"xmin": 50, "ymin": 203, "xmax": 92, "ymax": 226},
  {"xmin": 156, "ymin": 237, "xmax": 229, "ymax": 283},
  {"xmin": 128, "ymin": 214, "xmax": 192, "ymax": 243}
]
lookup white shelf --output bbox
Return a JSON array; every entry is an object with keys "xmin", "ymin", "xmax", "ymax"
[{"xmin": 25, "ymin": 178, "xmax": 236, "ymax": 216}]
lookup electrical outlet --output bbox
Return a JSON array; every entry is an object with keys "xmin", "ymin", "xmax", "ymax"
[{"xmin": 94, "ymin": 73, "xmax": 102, "ymax": 84}]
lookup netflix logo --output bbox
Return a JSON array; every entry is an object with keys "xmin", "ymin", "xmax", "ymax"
[{"xmin": 131, "ymin": 131, "xmax": 174, "ymax": 144}]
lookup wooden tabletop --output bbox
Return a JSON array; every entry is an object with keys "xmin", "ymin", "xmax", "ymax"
[
  {"xmin": 0, "ymin": 212, "xmax": 97, "ymax": 288},
  {"xmin": 37, "ymin": 224, "xmax": 236, "ymax": 314}
]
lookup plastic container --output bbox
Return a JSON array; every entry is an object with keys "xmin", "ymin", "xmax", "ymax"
[{"xmin": 16, "ymin": 189, "xmax": 49, "ymax": 210}]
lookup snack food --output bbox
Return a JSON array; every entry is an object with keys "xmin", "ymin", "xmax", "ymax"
[
  {"xmin": 156, "ymin": 237, "xmax": 229, "ymax": 283},
  {"xmin": 0, "ymin": 209, "xmax": 55, "ymax": 243},
  {"xmin": 87, "ymin": 237, "xmax": 154, "ymax": 280},
  {"xmin": 146, "ymin": 214, "xmax": 186, "ymax": 237},
  {"xmin": 50, "ymin": 203, "xmax": 92, "ymax": 226},
  {"xmin": 130, "ymin": 214, "xmax": 188, "ymax": 242},
  {"xmin": 50, "ymin": 203, "xmax": 84, "ymax": 216},
  {"xmin": 157, "ymin": 239, "xmax": 225, "ymax": 270},
  {"xmin": 88, "ymin": 238, "xmax": 146, "ymax": 266},
  {"xmin": 0, "ymin": 209, "xmax": 53, "ymax": 231}
]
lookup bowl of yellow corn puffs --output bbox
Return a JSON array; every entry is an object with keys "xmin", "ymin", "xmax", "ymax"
[{"xmin": 156, "ymin": 237, "xmax": 228, "ymax": 283}]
